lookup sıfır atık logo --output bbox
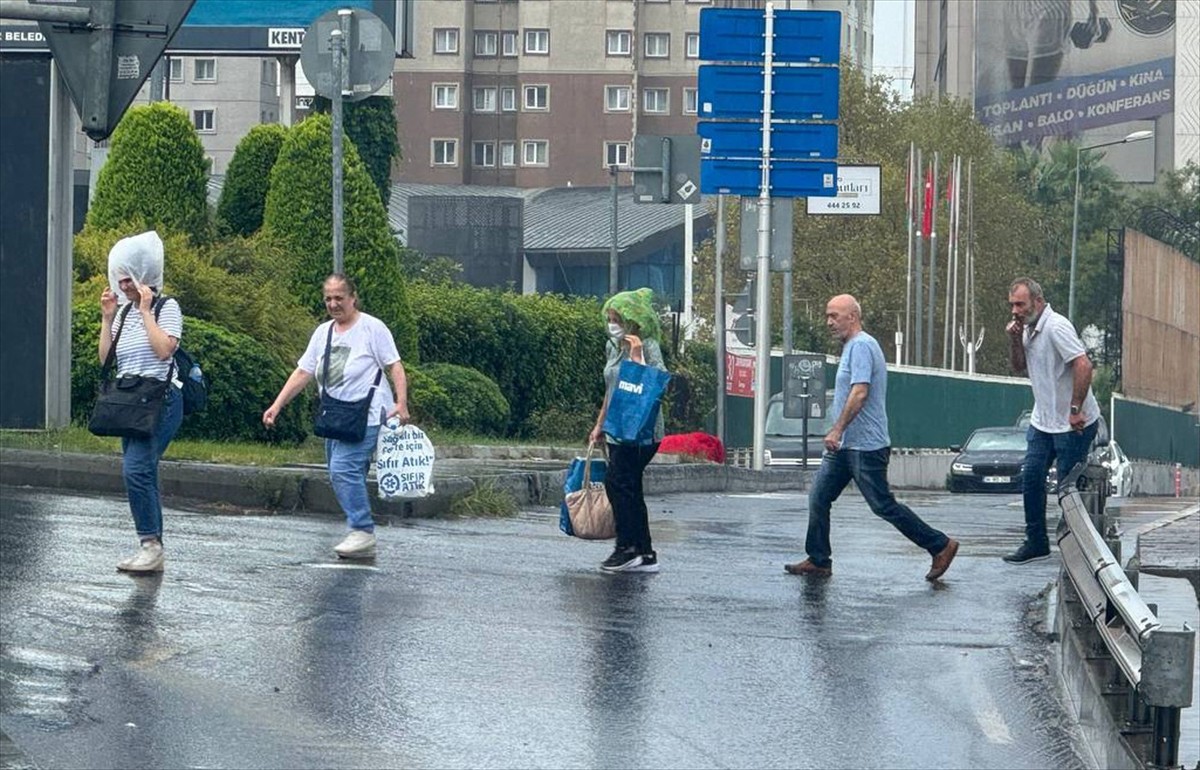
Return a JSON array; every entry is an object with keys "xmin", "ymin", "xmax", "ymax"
[{"xmin": 618, "ymin": 380, "xmax": 644, "ymax": 394}]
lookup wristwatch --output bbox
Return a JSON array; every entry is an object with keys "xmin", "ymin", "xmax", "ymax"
[{"xmin": 1070, "ymin": 404, "xmax": 1081, "ymax": 415}]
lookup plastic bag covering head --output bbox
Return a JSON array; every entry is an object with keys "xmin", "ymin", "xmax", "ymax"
[
  {"xmin": 602, "ymin": 287, "xmax": 661, "ymax": 342},
  {"xmin": 107, "ymin": 231, "xmax": 164, "ymax": 302}
]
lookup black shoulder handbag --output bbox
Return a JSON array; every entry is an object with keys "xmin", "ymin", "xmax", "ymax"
[
  {"xmin": 312, "ymin": 322, "xmax": 381, "ymax": 443},
  {"xmin": 88, "ymin": 303, "xmax": 174, "ymax": 439}
]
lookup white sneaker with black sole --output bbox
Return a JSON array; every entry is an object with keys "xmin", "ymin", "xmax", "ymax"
[{"xmin": 334, "ymin": 530, "xmax": 376, "ymax": 558}]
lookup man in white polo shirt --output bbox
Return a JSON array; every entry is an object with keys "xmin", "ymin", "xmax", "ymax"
[{"xmin": 1005, "ymin": 277, "xmax": 1100, "ymax": 564}]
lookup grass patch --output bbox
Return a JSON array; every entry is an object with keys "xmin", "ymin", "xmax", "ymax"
[{"xmin": 448, "ymin": 479, "xmax": 518, "ymax": 518}]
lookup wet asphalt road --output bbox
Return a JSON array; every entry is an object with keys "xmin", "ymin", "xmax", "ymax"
[{"xmin": 0, "ymin": 485, "xmax": 1087, "ymax": 770}]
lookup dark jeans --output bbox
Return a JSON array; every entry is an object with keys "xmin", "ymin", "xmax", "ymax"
[
  {"xmin": 604, "ymin": 441, "xmax": 659, "ymax": 554},
  {"xmin": 806, "ymin": 447, "xmax": 949, "ymax": 568},
  {"xmin": 1021, "ymin": 420, "xmax": 1098, "ymax": 550},
  {"xmin": 120, "ymin": 386, "xmax": 183, "ymax": 542}
]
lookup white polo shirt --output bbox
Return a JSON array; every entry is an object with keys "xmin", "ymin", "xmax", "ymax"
[{"xmin": 1023, "ymin": 303, "xmax": 1100, "ymax": 434}]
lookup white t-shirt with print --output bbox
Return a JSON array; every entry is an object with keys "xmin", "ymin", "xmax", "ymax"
[{"xmin": 299, "ymin": 313, "xmax": 400, "ymax": 427}]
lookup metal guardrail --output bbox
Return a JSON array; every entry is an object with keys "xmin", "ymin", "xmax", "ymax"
[{"xmin": 1057, "ymin": 463, "xmax": 1196, "ymax": 769}]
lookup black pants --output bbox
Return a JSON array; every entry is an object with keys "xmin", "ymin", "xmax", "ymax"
[{"xmin": 604, "ymin": 441, "xmax": 659, "ymax": 553}]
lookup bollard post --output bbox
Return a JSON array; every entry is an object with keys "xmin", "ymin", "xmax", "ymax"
[
  {"xmin": 1174, "ymin": 463, "xmax": 1182, "ymax": 498},
  {"xmin": 1140, "ymin": 627, "xmax": 1196, "ymax": 769}
]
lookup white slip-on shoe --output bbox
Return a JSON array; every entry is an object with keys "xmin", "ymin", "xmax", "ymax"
[
  {"xmin": 117, "ymin": 540, "xmax": 164, "ymax": 573},
  {"xmin": 334, "ymin": 530, "xmax": 377, "ymax": 558}
]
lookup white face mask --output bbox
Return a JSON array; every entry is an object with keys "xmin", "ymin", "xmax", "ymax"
[{"xmin": 606, "ymin": 322, "xmax": 625, "ymax": 339}]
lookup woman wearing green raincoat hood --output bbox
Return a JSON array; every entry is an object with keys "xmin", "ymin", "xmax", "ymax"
[{"xmin": 588, "ymin": 288, "xmax": 669, "ymax": 573}]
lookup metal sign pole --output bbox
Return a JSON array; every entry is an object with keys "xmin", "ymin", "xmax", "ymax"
[
  {"xmin": 330, "ymin": 22, "xmax": 345, "ymax": 275},
  {"xmin": 715, "ymin": 194, "xmax": 726, "ymax": 448},
  {"xmin": 752, "ymin": 2, "xmax": 776, "ymax": 471}
]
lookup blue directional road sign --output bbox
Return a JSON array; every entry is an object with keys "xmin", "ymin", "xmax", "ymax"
[
  {"xmin": 699, "ymin": 8, "xmax": 841, "ymax": 64},
  {"xmin": 700, "ymin": 157, "xmax": 837, "ymax": 198},
  {"xmin": 698, "ymin": 66, "xmax": 839, "ymax": 121},
  {"xmin": 698, "ymin": 122, "xmax": 838, "ymax": 160}
]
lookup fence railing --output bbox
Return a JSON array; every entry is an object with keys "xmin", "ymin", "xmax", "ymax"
[{"xmin": 1057, "ymin": 465, "xmax": 1196, "ymax": 769}]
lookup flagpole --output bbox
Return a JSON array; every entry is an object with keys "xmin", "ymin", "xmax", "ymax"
[
  {"xmin": 904, "ymin": 141, "xmax": 915, "ymax": 366},
  {"xmin": 927, "ymin": 151, "xmax": 939, "ymax": 368},
  {"xmin": 950, "ymin": 155, "xmax": 961, "ymax": 371},
  {"xmin": 914, "ymin": 148, "xmax": 925, "ymax": 367}
]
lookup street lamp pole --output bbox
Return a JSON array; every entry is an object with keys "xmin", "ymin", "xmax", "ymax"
[{"xmin": 1068, "ymin": 129, "xmax": 1153, "ymax": 325}]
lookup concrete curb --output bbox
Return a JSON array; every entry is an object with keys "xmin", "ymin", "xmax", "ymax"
[{"xmin": 0, "ymin": 448, "xmax": 807, "ymax": 517}]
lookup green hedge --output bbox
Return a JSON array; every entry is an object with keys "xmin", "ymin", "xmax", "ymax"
[
  {"xmin": 408, "ymin": 282, "xmax": 606, "ymax": 435},
  {"xmin": 217, "ymin": 123, "xmax": 288, "ymax": 237},
  {"xmin": 86, "ymin": 103, "xmax": 210, "ymax": 245},
  {"xmin": 421, "ymin": 363, "xmax": 510, "ymax": 436},
  {"xmin": 262, "ymin": 113, "xmax": 418, "ymax": 363},
  {"xmin": 71, "ymin": 303, "xmax": 310, "ymax": 444}
]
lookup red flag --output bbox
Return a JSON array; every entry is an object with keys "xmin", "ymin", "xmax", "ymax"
[{"xmin": 921, "ymin": 164, "xmax": 934, "ymax": 238}]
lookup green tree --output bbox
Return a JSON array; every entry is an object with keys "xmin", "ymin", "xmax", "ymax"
[
  {"xmin": 262, "ymin": 113, "xmax": 418, "ymax": 362},
  {"xmin": 217, "ymin": 123, "xmax": 288, "ymax": 237},
  {"xmin": 313, "ymin": 95, "xmax": 400, "ymax": 206},
  {"xmin": 86, "ymin": 102, "xmax": 210, "ymax": 244}
]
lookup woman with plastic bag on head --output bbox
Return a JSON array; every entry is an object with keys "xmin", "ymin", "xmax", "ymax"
[
  {"xmin": 97, "ymin": 231, "xmax": 184, "ymax": 574},
  {"xmin": 588, "ymin": 288, "xmax": 669, "ymax": 573}
]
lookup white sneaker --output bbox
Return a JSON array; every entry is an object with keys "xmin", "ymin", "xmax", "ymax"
[
  {"xmin": 334, "ymin": 530, "xmax": 376, "ymax": 558},
  {"xmin": 117, "ymin": 540, "xmax": 164, "ymax": 573}
]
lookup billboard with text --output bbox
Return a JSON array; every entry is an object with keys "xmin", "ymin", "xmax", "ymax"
[{"xmin": 974, "ymin": 0, "xmax": 1174, "ymax": 146}]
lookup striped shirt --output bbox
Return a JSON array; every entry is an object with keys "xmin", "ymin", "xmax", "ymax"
[{"xmin": 111, "ymin": 298, "xmax": 182, "ymax": 384}]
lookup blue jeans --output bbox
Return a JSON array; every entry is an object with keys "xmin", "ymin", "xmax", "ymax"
[
  {"xmin": 326, "ymin": 424, "xmax": 381, "ymax": 532},
  {"xmin": 121, "ymin": 385, "xmax": 183, "ymax": 541},
  {"xmin": 806, "ymin": 447, "xmax": 949, "ymax": 568},
  {"xmin": 1021, "ymin": 420, "xmax": 1098, "ymax": 550},
  {"xmin": 604, "ymin": 441, "xmax": 659, "ymax": 553}
]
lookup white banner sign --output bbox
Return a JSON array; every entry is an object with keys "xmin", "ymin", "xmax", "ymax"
[{"xmin": 806, "ymin": 164, "xmax": 881, "ymax": 216}]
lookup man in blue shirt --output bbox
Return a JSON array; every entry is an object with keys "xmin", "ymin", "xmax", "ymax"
[{"xmin": 785, "ymin": 294, "xmax": 959, "ymax": 581}]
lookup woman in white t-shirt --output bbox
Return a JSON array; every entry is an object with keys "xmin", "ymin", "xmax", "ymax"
[
  {"xmin": 99, "ymin": 231, "xmax": 184, "ymax": 575},
  {"xmin": 263, "ymin": 273, "xmax": 410, "ymax": 558}
]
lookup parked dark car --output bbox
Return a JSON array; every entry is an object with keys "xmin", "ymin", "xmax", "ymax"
[
  {"xmin": 763, "ymin": 392, "xmax": 834, "ymax": 467},
  {"xmin": 947, "ymin": 427, "xmax": 1027, "ymax": 493}
]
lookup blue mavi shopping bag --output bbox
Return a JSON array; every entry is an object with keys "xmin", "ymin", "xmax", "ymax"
[
  {"xmin": 601, "ymin": 360, "xmax": 672, "ymax": 444},
  {"xmin": 560, "ymin": 450, "xmax": 607, "ymax": 536}
]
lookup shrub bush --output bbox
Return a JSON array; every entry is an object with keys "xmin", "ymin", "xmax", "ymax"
[
  {"xmin": 86, "ymin": 103, "xmax": 210, "ymax": 244},
  {"xmin": 71, "ymin": 303, "xmax": 310, "ymax": 444},
  {"xmin": 312, "ymin": 95, "xmax": 399, "ymax": 206},
  {"xmin": 663, "ymin": 340, "xmax": 718, "ymax": 435},
  {"xmin": 421, "ymin": 363, "xmax": 510, "ymax": 436},
  {"xmin": 217, "ymin": 124, "xmax": 288, "ymax": 237},
  {"xmin": 262, "ymin": 113, "xmax": 417, "ymax": 363},
  {"xmin": 407, "ymin": 281, "xmax": 606, "ymax": 435},
  {"xmin": 405, "ymin": 366, "xmax": 452, "ymax": 429},
  {"xmin": 526, "ymin": 406, "xmax": 595, "ymax": 444}
]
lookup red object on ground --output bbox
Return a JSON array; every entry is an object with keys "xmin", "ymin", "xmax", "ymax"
[{"xmin": 658, "ymin": 432, "xmax": 726, "ymax": 464}]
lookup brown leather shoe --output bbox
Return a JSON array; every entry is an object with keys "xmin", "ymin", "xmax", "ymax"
[
  {"xmin": 784, "ymin": 558, "xmax": 832, "ymax": 577},
  {"xmin": 926, "ymin": 538, "xmax": 959, "ymax": 581}
]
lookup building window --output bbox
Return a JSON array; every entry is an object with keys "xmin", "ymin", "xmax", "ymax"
[
  {"xmin": 501, "ymin": 30, "xmax": 518, "ymax": 56},
  {"xmin": 194, "ymin": 58, "xmax": 216, "ymax": 82},
  {"xmin": 475, "ymin": 31, "xmax": 498, "ymax": 56},
  {"xmin": 473, "ymin": 141, "xmax": 496, "ymax": 167},
  {"xmin": 523, "ymin": 84, "xmax": 548, "ymax": 110},
  {"xmin": 433, "ymin": 83, "xmax": 459, "ymax": 109},
  {"xmin": 522, "ymin": 140, "xmax": 548, "ymax": 166},
  {"xmin": 473, "ymin": 86, "xmax": 497, "ymax": 112},
  {"xmin": 434, "ymin": 28, "xmax": 460, "ymax": 54},
  {"xmin": 643, "ymin": 33, "xmax": 669, "ymax": 58},
  {"xmin": 683, "ymin": 86, "xmax": 698, "ymax": 114},
  {"xmin": 524, "ymin": 29, "xmax": 549, "ymax": 55},
  {"xmin": 605, "ymin": 85, "xmax": 631, "ymax": 112},
  {"xmin": 432, "ymin": 139, "xmax": 458, "ymax": 166},
  {"xmin": 604, "ymin": 142, "xmax": 630, "ymax": 168},
  {"xmin": 686, "ymin": 32, "xmax": 700, "ymax": 59},
  {"xmin": 606, "ymin": 30, "xmax": 632, "ymax": 56},
  {"xmin": 167, "ymin": 57, "xmax": 183, "ymax": 82},
  {"xmin": 500, "ymin": 141, "xmax": 516, "ymax": 167},
  {"xmin": 642, "ymin": 87, "xmax": 669, "ymax": 114},
  {"xmin": 501, "ymin": 87, "xmax": 517, "ymax": 111},
  {"xmin": 193, "ymin": 109, "xmax": 215, "ymax": 132}
]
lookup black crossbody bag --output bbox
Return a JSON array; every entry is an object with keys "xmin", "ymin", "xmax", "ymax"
[
  {"xmin": 88, "ymin": 303, "xmax": 175, "ymax": 440},
  {"xmin": 312, "ymin": 322, "xmax": 381, "ymax": 443}
]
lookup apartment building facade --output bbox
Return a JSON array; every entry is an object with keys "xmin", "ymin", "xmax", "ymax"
[{"xmin": 393, "ymin": 0, "xmax": 873, "ymax": 188}]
